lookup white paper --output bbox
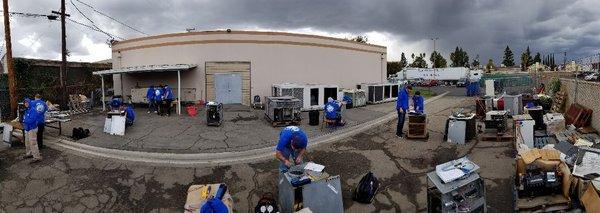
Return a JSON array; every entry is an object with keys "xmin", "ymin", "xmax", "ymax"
[{"xmin": 304, "ymin": 162, "xmax": 325, "ymax": 172}]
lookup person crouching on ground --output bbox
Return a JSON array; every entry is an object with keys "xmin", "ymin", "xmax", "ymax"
[
  {"xmin": 412, "ymin": 91, "xmax": 424, "ymax": 114},
  {"xmin": 396, "ymin": 85, "xmax": 412, "ymax": 138},
  {"xmin": 123, "ymin": 103, "xmax": 135, "ymax": 127},
  {"xmin": 21, "ymin": 98, "xmax": 42, "ymax": 163},
  {"xmin": 146, "ymin": 85, "xmax": 156, "ymax": 114},
  {"xmin": 33, "ymin": 94, "xmax": 48, "ymax": 149},
  {"xmin": 324, "ymin": 97, "xmax": 345, "ymax": 126},
  {"xmin": 275, "ymin": 126, "xmax": 308, "ymax": 173}
]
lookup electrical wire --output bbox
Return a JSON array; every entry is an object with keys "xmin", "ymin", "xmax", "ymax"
[
  {"xmin": 74, "ymin": 0, "xmax": 148, "ymax": 36},
  {"xmin": 67, "ymin": 17, "xmax": 124, "ymax": 40},
  {"xmin": 0, "ymin": 11, "xmax": 58, "ymax": 19}
]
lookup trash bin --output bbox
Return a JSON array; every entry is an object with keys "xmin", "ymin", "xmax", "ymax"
[{"xmin": 309, "ymin": 110, "xmax": 320, "ymax": 126}]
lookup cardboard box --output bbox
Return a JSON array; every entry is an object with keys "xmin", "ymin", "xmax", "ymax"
[{"xmin": 515, "ymin": 153, "xmax": 572, "ymax": 211}]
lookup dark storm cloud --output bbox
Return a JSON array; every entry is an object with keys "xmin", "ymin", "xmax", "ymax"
[{"xmin": 2, "ymin": 0, "xmax": 599, "ymax": 63}]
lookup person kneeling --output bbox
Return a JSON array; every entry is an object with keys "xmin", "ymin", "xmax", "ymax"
[
  {"xmin": 123, "ymin": 104, "xmax": 135, "ymax": 128},
  {"xmin": 325, "ymin": 97, "xmax": 345, "ymax": 126}
]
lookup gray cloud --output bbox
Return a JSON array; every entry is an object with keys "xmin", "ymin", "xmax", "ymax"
[{"xmin": 1, "ymin": 0, "xmax": 599, "ymax": 63}]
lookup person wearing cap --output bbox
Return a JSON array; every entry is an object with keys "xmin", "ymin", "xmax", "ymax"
[
  {"xmin": 21, "ymin": 98, "xmax": 42, "ymax": 163},
  {"xmin": 33, "ymin": 94, "xmax": 48, "ymax": 149},
  {"xmin": 146, "ymin": 85, "xmax": 156, "ymax": 114},
  {"xmin": 324, "ymin": 97, "xmax": 344, "ymax": 126},
  {"xmin": 412, "ymin": 91, "xmax": 425, "ymax": 114},
  {"xmin": 275, "ymin": 126, "xmax": 308, "ymax": 173},
  {"xmin": 396, "ymin": 85, "xmax": 413, "ymax": 138}
]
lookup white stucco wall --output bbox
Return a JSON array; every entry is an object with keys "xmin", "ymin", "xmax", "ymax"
[{"xmin": 111, "ymin": 31, "xmax": 387, "ymax": 104}]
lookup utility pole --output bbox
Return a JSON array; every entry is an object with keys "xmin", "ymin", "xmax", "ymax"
[
  {"xmin": 51, "ymin": 0, "xmax": 69, "ymax": 109},
  {"xmin": 563, "ymin": 51, "xmax": 566, "ymax": 71},
  {"xmin": 430, "ymin": 37, "xmax": 439, "ymax": 80},
  {"xmin": 3, "ymin": 0, "xmax": 18, "ymax": 118}
]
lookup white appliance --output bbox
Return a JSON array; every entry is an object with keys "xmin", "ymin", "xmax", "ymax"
[
  {"xmin": 514, "ymin": 115, "xmax": 535, "ymax": 148},
  {"xmin": 485, "ymin": 110, "xmax": 508, "ymax": 121},
  {"xmin": 272, "ymin": 83, "xmax": 339, "ymax": 111},
  {"xmin": 485, "ymin": 80, "xmax": 495, "ymax": 96},
  {"xmin": 357, "ymin": 83, "xmax": 400, "ymax": 104},
  {"xmin": 447, "ymin": 119, "xmax": 467, "ymax": 145},
  {"xmin": 503, "ymin": 94, "xmax": 523, "ymax": 115},
  {"xmin": 104, "ymin": 113, "xmax": 126, "ymax": 136}
]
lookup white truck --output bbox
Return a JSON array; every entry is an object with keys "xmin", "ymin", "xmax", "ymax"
[{"xmin": 400, "ymin": 67, "xmax": 482, "ymax": 83}]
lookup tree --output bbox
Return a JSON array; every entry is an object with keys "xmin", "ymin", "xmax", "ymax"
[
  {"xmin": 471, "ymin": 54, "xmax": 480, "ymax": 68},
  {"xmin": 410, "ymin": 53, "xmax": 428, "ymax": 68},
  {"xmin": 430, "ymin": 51, "xmax": 447, "ymax": 68},
  {"xmin": 533, "ymin": 52, "xmax": 541, "ymax": 64},
  {"xmin": 520, "ymin": 46, "xmax": 533, "ymax": 71},
  {"xmin": 387, "ymin": 61, "xmax": 403, "ymax": 77},
  {"xmin": 486, "ymin": 58, "xmax": 495, "ymax": 72},
  {"xmin": 450, "ymin": 46, "xmax": 470, "ymax": 67},
  {"xmin": 502, "ymin": 46, "xmax": 515, "ymax": 67},
  {"xmin": 351, "ymin": 36, "xmax": 368, "ymax": 43},
  {"xmin": 400, "ymin": 52, "xmax": 408, "ymax": 68}
]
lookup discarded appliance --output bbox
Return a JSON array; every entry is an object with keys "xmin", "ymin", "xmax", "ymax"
[
  {"xmin": 514, "ymin": 114, "xmax": 535, "ymax": 148},
  {"xmin": 206, "ymin": 102, "xmax": 223, "ymax": 126},
  {"xmin": 445, "ymin": 113, "xmax": 476, "ymax": 145},
  {"xmin": 519, "ymin": 165, "xmax": 562, "ymax": 197},
  {"xmin": 272, "ymin": 83, "xmax": 339, "ymax": 111},
  {"xmin": 103, "ymin": 111, "xmax": 126, "ymax": 136},
  {"xmin": 503, "ymin": 94, "xmax": 523, "ymax": 116},
  {"xmin": 252, "ymin": 95, "xmax": 264, "ymax": 109},
  {"xmin": 184, "ymin": 183, "xmax": 233, "ymax": 213},
  {"xmin": 342, "ymin": 89, "xmax": 367, "ymax": 108},
  {"xmin": 265, "ymin": 96, "xmax": 302, "ymax": 127},
  {"xmin": 427, "ymin": 157, "xmax": 486, "ymax": 213},
  {"xmin": 407, "ymin": 113, "xmax": 428, "ymax": 139},
  {"xmin": 484, "ymin": 110, "xmax": 508, "ymax": 133},
  {"xmin": 543, "ymin": 113, "xmax": 565, "ymax": 136},
  {"xmin": 525, "ymin": 105, "xmax": 545, "ymax": 130},
  {"xmin": 279, "ymin": 163, "xmax": 343, "ymax": 213},
  {"xmin": 357, "ymin": 83, "xmax": 400, "ymax": 104}
]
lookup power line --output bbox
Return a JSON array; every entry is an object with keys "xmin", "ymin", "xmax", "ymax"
[
  {"xmin": 0, "ymin": 11, "xmax": 58, "ymax": 20},
  {"xmin": 74, "ymin": 0, "xmax": 148, "ymax": 36},
  {"xmin": 67, "ymin": 17, "xmax": 124, "ymax": 40}
]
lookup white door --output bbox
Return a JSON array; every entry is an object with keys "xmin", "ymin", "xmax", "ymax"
[{"xmin": 215, "ymin": 73, "xmax": 242, "ymax": 104}]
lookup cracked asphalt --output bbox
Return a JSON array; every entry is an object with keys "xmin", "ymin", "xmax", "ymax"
[{"xmin": 0, "ymin": 96, "xmax": 515, "ymax": 212}]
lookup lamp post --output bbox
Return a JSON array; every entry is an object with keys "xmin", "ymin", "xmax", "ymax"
[{"xmin": 430, "ymin": 37, "xmax": 439, "ymax": 80}]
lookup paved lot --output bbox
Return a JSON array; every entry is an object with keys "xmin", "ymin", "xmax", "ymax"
[
  {"xmin": 0, "ymin": 96, "xmax": 515, "ymax": 212},
  {"xmin": 59, "ymin": 102, "xmax": 394, "ymax": 153}
]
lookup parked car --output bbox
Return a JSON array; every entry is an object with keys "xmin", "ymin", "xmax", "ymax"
[
  {"xmin": 456, "ymin": 78, "xmax": 468, "ymax": 87},
  {"xmin": 584, "ymin": 72, "xmax": 599, "ymax": 81},
  {"xmin": 421, "ymin": 79, "xmax": 439, "ymax": 87}
]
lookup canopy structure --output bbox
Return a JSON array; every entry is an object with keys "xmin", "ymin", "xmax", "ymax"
[{"xmin": 93, "ymin": 64, "xmax": 196, "ymax": 115}]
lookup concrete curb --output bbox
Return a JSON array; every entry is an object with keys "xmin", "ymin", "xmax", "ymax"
[{"xmin": 47, "ymin": 92, "xmax": 449, "ymax": 167}]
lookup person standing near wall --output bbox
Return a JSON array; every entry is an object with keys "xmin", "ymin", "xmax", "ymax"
[
  {"xmin": 21, "ymin": 98, "xmax": 42, "ymax": 163},
  {"xmin": 146, "ymin": 85, "xmax": 156, "ymax": 114},
  {"xmin": 396, "ymin": 85, "xmax": 412, "ymax": 138},
  {"xmin": 163, "ymin": 85, "xmax": 174, "ymax": 116},
  {"xmin": 33, "ymin": 94, "xmax": 47, "ymax": 149}
]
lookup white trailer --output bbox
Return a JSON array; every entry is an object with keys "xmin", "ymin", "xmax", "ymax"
[{"xmin": 402, "ymin": 68, "xmax": 482, "ymax": 81}]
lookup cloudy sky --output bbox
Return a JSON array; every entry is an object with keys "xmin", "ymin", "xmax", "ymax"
[{"xmin": 1, "ymin": 0, "xmax": 599, "ymax": 65}]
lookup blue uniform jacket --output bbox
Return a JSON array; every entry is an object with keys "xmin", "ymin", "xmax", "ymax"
[
  {"xmin": 164, "ymin": 86, "xmax": 174, "ymax": 100},
  {"xmin": 396, "ymin": 87, "xmax": 409, "ymax": 110},
  {"xmin": 324, "ymin": 101, "xmax": 339, "ymax": 120},
  {"xmin": 32, "ymin": 99, "xmax": 47, "ymax": 124},
  {"xmin": 125, "ymin": 106, "xmax": 135, "ymax": 123},
  {"xmin": 22, "ymin": 106, "xmax": 39, "ymax": 131},
  {"xmin": 276, "ymin": 126, "xmax": 308, "ymax": 152},
  {"xmin": 412, "ymin": 95, "xmax": 425, "ymax": 113},
  {"xmin": 146, "ymin": 87, "xmax": 155, "ymax": 101},
  {"xmin": 154, "ymin": 88, "xmax": 164, "ymax": 102}
]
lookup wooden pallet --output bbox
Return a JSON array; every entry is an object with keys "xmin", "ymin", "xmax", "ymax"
[{"xmin": 480, "ymin": 131, "xmax": 514, "ymax": 142}]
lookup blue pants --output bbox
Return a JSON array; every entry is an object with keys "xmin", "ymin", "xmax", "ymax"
[
  {"xmin": 279, "ymin": 146, "xmax": 301, "ymax": 173},
  {"xmin": 397, "ymin": 110, "xmax": 406, "ymax": 137}
]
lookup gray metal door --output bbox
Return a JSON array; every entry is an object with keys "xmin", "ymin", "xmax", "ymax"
[{"xmin": 215, "ymin": 73, "xmax": 242, "ymax": 104}]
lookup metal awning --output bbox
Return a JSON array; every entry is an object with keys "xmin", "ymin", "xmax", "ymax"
[{"xmin": 93, "ymin": 64, "xmax": 196, "ymax": 75}]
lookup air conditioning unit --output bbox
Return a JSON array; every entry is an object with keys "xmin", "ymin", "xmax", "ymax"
[
  {"xmin": 272, "ymin": 83, "xmax": 339, "ymax": 111},
  {"xmin": 343, "ymin": 89, "xmax": 367, "ymax": 108},
  {"xmin": 357, "ymin": 83, "xmax": 400, "ymax": 104},
  {"xmin": 264, "ymin": 96, "xmax": 302, "ymax": 126}
]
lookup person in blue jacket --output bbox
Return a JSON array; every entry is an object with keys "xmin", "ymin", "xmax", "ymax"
[
  {"xmin": 412, "ymin": 91, "xmax": 425, "ymax": 114},
  {"xmin": 396, "ymin": 85, "xmax": 413, "ymax": 138},
  {"xmin": 324, "ymin": 97, "xmax": 344, "ymax": 126},
  {"xmin": 33, "ymin": 94, "xmax": 48, "ymax": 149},
  {"xmin": 123, "ymin": 103, "xmax": 135, "ymax": 127},
  {"xmin": 21, "ymin": 98, "xmax": 42, "ymax": 163},
  {"xmin": 110, "ymin": 96, "xmax": 122, "ymax": 111},
  {"xmin": 275, "ymin": 126, "xmax": 308, "ymax": 173},
  {"xmin": 163, "ymin": 85, "xmax": 174, "ymax": 116},
  {"xmin": 146, "ymin": 85, "xmax": 156, "ymax": 114},
  {"xmin": 154, "ymin": 85, "xmax": 164, "ymax": 115}
]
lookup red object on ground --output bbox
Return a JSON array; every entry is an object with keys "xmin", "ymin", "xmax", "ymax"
[
  {"xmin": 186, "ymin": 105, "xmax": 198, "ymax": 117},
  {"xmin": 497, "ymin": 98, "xmax": 504, "ymax": 110}
]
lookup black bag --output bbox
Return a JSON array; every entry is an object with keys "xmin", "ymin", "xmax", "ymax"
[
  {"xmin": 353, "ymin": 171, "xmax": 380, "ymax": 204},
  {"xmin": 254, "ymin": 192, "xmax": 279, "ymax": 213},
  {"xmin": 72, "ymin": 127, "xmax": 91, "ymax": 140}
]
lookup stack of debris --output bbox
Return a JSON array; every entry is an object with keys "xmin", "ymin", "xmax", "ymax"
[{"xmin": 68, "ymin": 94, "xmax": 91, "ymax": 115}]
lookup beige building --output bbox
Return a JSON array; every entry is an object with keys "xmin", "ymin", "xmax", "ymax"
[{"xmin": 96, "ymin": 30, "xmax": 387, "ymax": 111}]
